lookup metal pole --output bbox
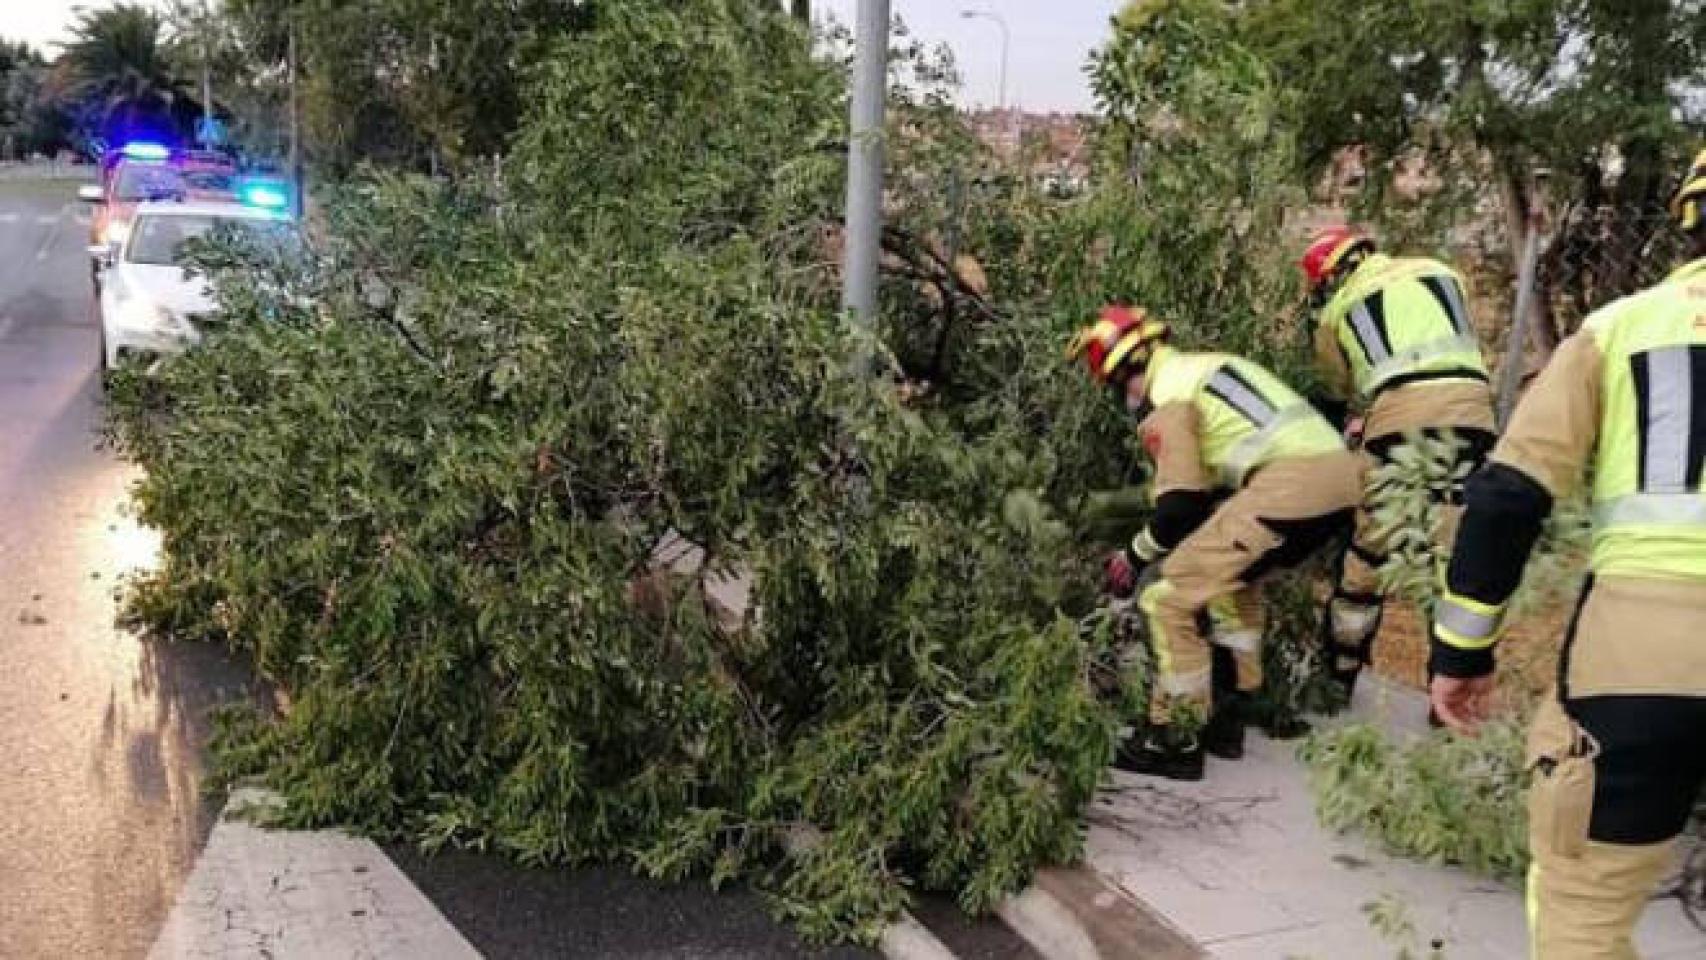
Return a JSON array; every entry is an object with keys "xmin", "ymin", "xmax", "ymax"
[
  {"xmin": 996, "ymin": 17, "xmax": 1012, "ymax": 152},
  {"xmin": 1496, "ymin": 211, "xmax": 1544, "ymax": 428},
  {"xmin": 961, "ymin": 11, "xmax": 1012, "ymax": 153},
  {"xmin": 287, "ymin": 20, "xmax": 303, "ymax": 218},
  {"xmin": 842, "ymin": 0, "xmax": 890, "ymax": 331},
  {"xmin": 199, "ymin": 1, "xmax": 215, "ymax": 146}
]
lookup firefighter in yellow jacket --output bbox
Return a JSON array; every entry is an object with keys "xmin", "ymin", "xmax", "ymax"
[
  {"xmin": 1072, "ymin": 308, "xmax": 1363, "ymax": 780},
  {"xmin": 1301, "ymin": 226, "xmax": 1497, "ymax": 700},
  {"xmin": 1431, "ymin": 153, "xmax": 1706, "ymax": 958}
]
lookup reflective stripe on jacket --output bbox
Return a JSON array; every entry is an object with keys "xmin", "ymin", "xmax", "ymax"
[
  {"xmin": 1143, "ymin": 346, "xmax": 1344, "ymax": 490},
  {"xmin": 1318, "ymin": 253, "xmax": 1488, "ymax": 399},
  {"xmin": 1581, "ymin": 258, "xmax": 1706, "ymax": 578}
]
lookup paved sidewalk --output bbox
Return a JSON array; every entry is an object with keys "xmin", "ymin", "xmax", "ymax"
[{"xmin": 1083, "ymin": 680, "xmax": 1704, "ymax": 959}]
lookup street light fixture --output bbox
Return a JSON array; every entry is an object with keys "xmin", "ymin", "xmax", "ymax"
[{"xmin": 960, "ymin": 9, "xmax": 1013, "ymax": 151}]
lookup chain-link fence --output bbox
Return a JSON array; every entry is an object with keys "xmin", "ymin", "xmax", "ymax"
[{"xmin": 1539, "ymin": 204, "xmax": 1686, "ymax": 336}]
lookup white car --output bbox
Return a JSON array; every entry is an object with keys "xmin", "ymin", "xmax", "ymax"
[{"xmin": 93, "ymin": 199, "xmax": 300, "ymax": 373}]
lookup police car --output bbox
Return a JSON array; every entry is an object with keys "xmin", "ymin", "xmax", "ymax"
[
  {"xmin": 78, "ymin": 143, "xmax": 243, "ymax": 280},
  {"xmin": 93, "ymin": 194, "xmax": 301, "ymax": 373}
]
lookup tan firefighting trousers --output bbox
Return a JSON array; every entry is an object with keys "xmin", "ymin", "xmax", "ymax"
[
  {"xmin": 1331, "ymin": 380, "xmax": 1495, "ymax": 673},
  {"xmin": 1139, "ymin": 451, "xmax": 1363, "ymax": 725},
  {"xmin": 1525, "ymin": 576, "xmax": 1706, "ymax": 959}
]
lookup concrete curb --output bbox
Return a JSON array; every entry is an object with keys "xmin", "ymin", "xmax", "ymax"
[
  {"xmin": 996, "ymin": 866, "xmax": 1205, "ymax": 960},
  {"xmin": 878, "ymin": 914, "xmax": 962, "ymax": 960}
]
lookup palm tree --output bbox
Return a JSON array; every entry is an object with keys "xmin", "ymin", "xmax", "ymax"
[{"xmin": 58, "ymin": 3, "xmax": 195, "ymax": 148}]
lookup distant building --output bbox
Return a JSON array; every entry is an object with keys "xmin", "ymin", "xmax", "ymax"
[{"xmin": 965, "ymin": 108, "xmax": 1093, "ymax": 193}]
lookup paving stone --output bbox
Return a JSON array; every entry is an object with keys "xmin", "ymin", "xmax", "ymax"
[{"xmin": 1085, "ymin": 677, "xmax": 1704, "ymax": 959}]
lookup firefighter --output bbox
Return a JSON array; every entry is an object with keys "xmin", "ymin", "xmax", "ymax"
[
  {"xmin": 1430, "ymin": 152, "xmax": 1706, "ymax": 958},
  {"xmin": 1301, "ymin": 226, "xmax": 1496, "ymax": 700},
  {"xmin": 1072, "ymin": 307, "xmax": 1362, "ymax": 780}
]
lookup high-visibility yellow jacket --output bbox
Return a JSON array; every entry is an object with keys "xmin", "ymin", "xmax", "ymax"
[
  {"xmin": 1433, "ymin": 258, "xmax": 1706, "ymax": 674},
  {"xmin": 1316, "ymin": 253, "xmax": 1489, "ymax": 403},
  {"xmin": 1140, "ymin": 346, "xmax": 1343, "ymax": 493},
  {"xmin": 1125, "ymin": 346, "xmax": 1346, "ymax": 562}
]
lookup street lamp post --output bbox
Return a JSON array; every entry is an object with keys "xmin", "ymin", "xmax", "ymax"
[
  {"xmin": 842, "ymin": 0, "xmax": 891, "ymax": 336},
  {"xmin": 960, "ymin": 10, "xmax": 1013, "ymax": 153}
]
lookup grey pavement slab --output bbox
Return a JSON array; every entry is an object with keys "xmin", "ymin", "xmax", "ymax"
[
  {"xmin": 148, "ymin": 789, "xmax": 481, "ymax": 960},
  {"xmin": 1084, "ymin": 678, "xmax": 1704, "ymax": 959}
]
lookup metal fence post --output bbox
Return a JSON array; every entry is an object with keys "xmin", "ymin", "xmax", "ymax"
[{"xmin": 1496, "ymin": 209, "xmax": 1545, "ymax": 429}]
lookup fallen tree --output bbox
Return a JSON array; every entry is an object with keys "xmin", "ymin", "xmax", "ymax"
[{"xmin": 105, "ymin": 0, "xmax": 1354, "ymax": 942}]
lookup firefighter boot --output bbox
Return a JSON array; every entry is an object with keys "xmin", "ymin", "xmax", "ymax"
[
  {"xmin": 1202, "ymin": 691, "xmax": 1247, "ymax": 760},
  {"xmin": 1114, "ymin": 727, "xmax": 1206, "ymax": 781}
]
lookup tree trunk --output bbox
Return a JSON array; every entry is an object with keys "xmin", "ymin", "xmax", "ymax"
[
  {"xmin": 790, "ymin": 0, "xmax": 810, "ymax": 23},
  {"xmin": 1495, "ymin": 156, "xmax": 1560, "ymax": 362}
]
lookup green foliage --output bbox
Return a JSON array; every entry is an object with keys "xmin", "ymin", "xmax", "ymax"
[
  {"xmin": 1365, "ymin": 432, "xmax": 1591, "ymax": 619},
  {"xmin": 1301, "ymin": 718, "xmax": 1531, "ymax": 881},
  {"xmin": 1240, "ymin": 0, "xmax": 1706, "ymax": 341},
  {"xmin": 219, "ymin": 0, "xmax": 598, "ymax": 170},
  {"xmin": 1362, "ymin": 892, "xmax": 1448, "ymax": 960},
  {"xmin": 103, "ymin": 0, "xmax": 1150, "ymax": 943},
  {"xmin": 1088, "ymin": 1, "xmax": 1313, "ymax": 384}
]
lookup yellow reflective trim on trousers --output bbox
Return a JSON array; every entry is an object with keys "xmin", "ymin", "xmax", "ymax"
[
  {"xmin": 1526, "ymin": 862, "xmax": 1542, "ymax": 960},
  {"xmin": 1210, "ymin": 629, "xmax": 1261, "ymax": 653},
  {"xmin": 1139, "ymin": 580, "xmax": 1173, "ymax": 679}
]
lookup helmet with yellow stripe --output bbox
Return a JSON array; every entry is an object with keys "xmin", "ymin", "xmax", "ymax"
[
  {"xmin": 1300, "ymin": 225, "xmax": 1376, "ymax": 291},
  {"xmin": 1670, "ymin": 147, "xmax": 1706, "ymax": 232},
  {"xmin": 1068, "ymin": 306, "xmax": 1170, "ymax": 385}
]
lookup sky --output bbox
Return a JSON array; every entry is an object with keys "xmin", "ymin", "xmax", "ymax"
[
  {"xmin": 5, "ymin": 0, "xmax": 164, "ymax": 54},
  {"xmin": 820, "ymin": 1, "xmax": 1122, "ymax": 112},
  {"xmin": 8, "ymin": 0, "xmax": 1122, "ymax": 113}
]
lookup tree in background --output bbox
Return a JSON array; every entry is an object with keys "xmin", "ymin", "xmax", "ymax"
[
  {"xmin": 1240, "ymin": 0, "xmax": 1706, "ymax": 353},
  {"xmin": 0, "ymin": 40, "xmax": 59, "ymax": 159},
  {"xmin": 1087, "ymin": 0, "xmax": 1310, "ymax": 375},
  {"xmin": 57, "ymin": 2, "xmax": 201, "ymax": 150},
  {"xmin": 218, "ymin": 0, "xmax": 596, "ymax": 173}
]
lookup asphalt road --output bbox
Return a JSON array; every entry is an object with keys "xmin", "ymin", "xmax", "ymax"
[
  {"xmin": 0, "ymin": 177, "xmax": 256, "ymax": 957},
  {"xmin": 0, "ymin": 172, "xmax": 1032, "ymax": 960}
]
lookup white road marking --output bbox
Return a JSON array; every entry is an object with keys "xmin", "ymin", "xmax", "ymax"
[
  {"xmin": 33, "ymin": 209, "xmax": 64, "ymax": 262},
  {"xmin": 0, "ymin": 212, "xmax": 18, "ymax": 223},
  {"xmin": 34, "ymin": 214, "xmax": 58, "ymax": 226},
  {"xmin": 73, "ymin": 215, "xmax": 90, "ymax": 227},
  {"xmin": 148, "ymin": 788, "xmax": 481, "ymax": 960}
]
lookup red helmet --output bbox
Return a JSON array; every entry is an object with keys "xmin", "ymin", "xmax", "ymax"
[
  {"xmin": 1300, "ymin": 226, "xmax": 1375, "ymax": 289},
  {"xmin": 1068, "ymin": 306, "xmax": 1169, "ymax": 384}
]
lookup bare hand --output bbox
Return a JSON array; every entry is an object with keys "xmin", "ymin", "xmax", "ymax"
[{"xmin": 1429, "ymin": 674, "xmax": 1495, "ymax": 735}]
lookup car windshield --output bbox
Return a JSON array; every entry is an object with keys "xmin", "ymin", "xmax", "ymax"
[
  {"xmin": 125, "ymin": 214, "xmax": 301, "ymax": 267},
  {"xmin": 113, "ymin": 164, "xmax": 184, "ymax": 201},
  {"xmin": 181, "ymin": 171, "xmax": 235, "ymax": 194}
]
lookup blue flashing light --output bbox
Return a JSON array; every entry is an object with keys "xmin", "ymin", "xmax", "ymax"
[
  {"xmin": 240, "ymin": 183, "xmax": 291, "ymax": 211},
  {"xmin": 120, "ymin": 142, "xmax": 171, "ymax": 162}
]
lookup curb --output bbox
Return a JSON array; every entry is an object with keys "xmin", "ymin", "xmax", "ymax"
[
  {"xmin": 878, "ymin": 914, "xmax": 962, "ymax": 960},
  {"xmin": 777, "ymin": 824, "xmax": 962, "ymax": 960},
  {"xmin": 996, "ymin": 866, "xmax": 1205, "ymax": 960}
]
